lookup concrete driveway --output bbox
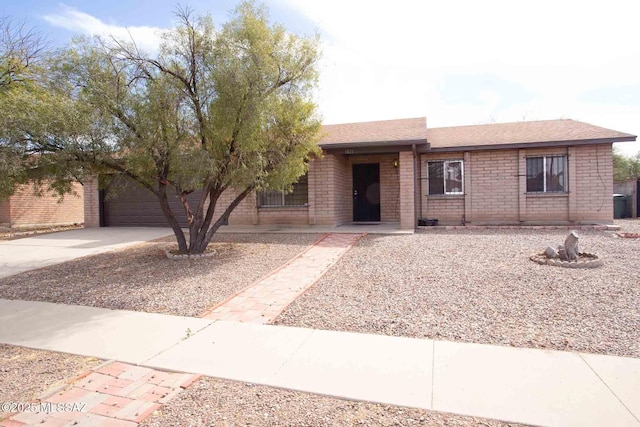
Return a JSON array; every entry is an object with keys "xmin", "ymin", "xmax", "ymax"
[{"xmin": 0, "ymin": 227, "xmax": 173, "ymax": 279}]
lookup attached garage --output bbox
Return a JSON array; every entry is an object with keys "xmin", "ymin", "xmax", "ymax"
[{"xmin": 101, "ymin": 177, "xmax": 202, "ymax": 227}]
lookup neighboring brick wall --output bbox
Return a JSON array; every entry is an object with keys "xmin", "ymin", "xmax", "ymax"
[
  {"xmin": 0, "ymin": 200, "xmax": 10, "ymax": 224},
  {"xmin": 9, "ymin": 182, "xmax": 84, "ymax": 228},
  {"xmin": 419, "ymin": 144, "xmax": 614, "ymax": 225}
]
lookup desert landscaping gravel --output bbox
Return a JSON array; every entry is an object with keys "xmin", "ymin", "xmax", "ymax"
[
  {"xmin": 278, "ymin": 220, "xmax": 640, "ymax": 358},
  {"xmin": 0, "ymin": 233, "xmax": 320, "ymax": 317},
  {"xmin": 142, "ymin": 377, "xmax": 527, "ymax": 427},
  {"xmin": 0, "ymin": 344, "xmax": 101, "ymax": 404},
  {"xmin": 3, "ymin": 225, "xmax": 636, "ymax": 426}
]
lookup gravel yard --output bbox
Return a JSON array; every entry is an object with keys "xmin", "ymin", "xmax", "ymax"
[
  {"xmin": 142, "ymin": 377, "xmax": 526, "ymax": 427},
  {"xmin": 278, "ymin": 220, "xmax": 640, "ymax": 358},
  {"xmin": 0, "ymin": 345, "xmax": 101, "ymax": 405},
  {"xmin": 0, "ymin": 233, "xmax": 320, "ymax": 317}
]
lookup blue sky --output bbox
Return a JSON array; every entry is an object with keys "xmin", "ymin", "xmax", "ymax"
[{"xmin": 2, "ymin": 0, "xmax": 639, "ymax": 156}]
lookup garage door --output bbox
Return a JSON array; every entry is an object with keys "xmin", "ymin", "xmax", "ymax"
[{"xmin": 102, "ymin": 178, "xmax": 203, "ymax": 227}]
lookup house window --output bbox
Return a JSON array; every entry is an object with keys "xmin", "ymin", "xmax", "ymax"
[
  {"xmin": 428, "ymin": 160, "xmax": 464, "ymax": 195},
  {"xmin": 526, "ymin": 156, "xmax": 567, "ymax": 193},
  {"xmin": 257, "ymin": 174, "xmax": 308, "ymax": 207}
]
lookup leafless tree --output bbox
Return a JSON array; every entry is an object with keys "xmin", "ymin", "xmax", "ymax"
[{"xmin": 0, "ymin": 17, "xmax": 45, "ymax": 89}]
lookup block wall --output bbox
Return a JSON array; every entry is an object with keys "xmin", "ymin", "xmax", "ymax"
[
  {"xmin": 83, "ymin": 176, "xmax": 100, "ymax": 227},
  {"xmin": 419, "ymin": 144, "xmax": 614, "ymax": 225},
  {"xmin": 571, "ymin": 143, "xmax": 613, "ymax": 222},
  {"xmin": 0, "ymin": 200, "xmax": 10, "ymax": 224},
  {"xmin": 399, "ymin": 151, "xmax": 415, "ymax": 229},
  {"xmin": 420, "ymin": 152, "xmax": 466, "ymax": 224},
  {"xmin": 9, "ymin": 182, "xmax": 84, "ymax": 228}
]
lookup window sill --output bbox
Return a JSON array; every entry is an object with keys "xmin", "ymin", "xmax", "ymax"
[
  {"xmin": 526, "ymin": 192, "xmax": 569, "ymax": 198},
  {"xmin": 426, "ymin": 194, "xmax": 465, "ymax": 199},
  {"xmin": 258, "ymin": 205, "xmax": 309, "ymax": 210}
]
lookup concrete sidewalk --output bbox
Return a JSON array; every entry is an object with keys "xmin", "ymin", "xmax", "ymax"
[
  {"xmin": 0, "ymin": 299, "xmax": 638, "ymax": 427},
  {"xmin": 0, "ymin": 227, "xmax": 173, "ymax": 278}
]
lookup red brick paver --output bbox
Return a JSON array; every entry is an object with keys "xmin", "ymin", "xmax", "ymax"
[
  {"xmin": 203, "ymin": 233, "xmax": 364, "ymax": 323},
  {"xmin": 0, "ymin": 361, "xmax": 201, "ymax": 427}
]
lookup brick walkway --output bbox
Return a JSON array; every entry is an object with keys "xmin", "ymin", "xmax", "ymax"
[
  {"xmin": 202, "ymin": 233, "xmax": 364, "ymax": 324},
  {"xmin": 1, "ymin": 361, "xmax": 200, "ymax": 427},
  {"xmin": 1, "ymin": 233, "xmax": 363, "ymax": 426}
]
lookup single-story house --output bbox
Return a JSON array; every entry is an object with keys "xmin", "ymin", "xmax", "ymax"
[
  {"xmin": 83, "ymin": 117, "xmax": 637, "ymax": 229},
  {"xmin": 0, "ymin": 183, "xmax": 84, "ymax": 229}
]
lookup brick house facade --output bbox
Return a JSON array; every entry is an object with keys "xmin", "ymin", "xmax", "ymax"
[{"xmin": 84, "ymin": 118, "xmax": 636, "ymax": 229}]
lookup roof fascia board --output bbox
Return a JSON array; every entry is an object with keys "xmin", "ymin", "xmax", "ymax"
[
  {"xmin": 324, "ymin": 145, "xmax": 416, "ymax": 155},
  {"xmin": 422, "ymin": 136, "xmax": 637, "ymax": 153},
  {"xmin": 319, "ymin": 138, "xmax": 429, "ymax": 150}
]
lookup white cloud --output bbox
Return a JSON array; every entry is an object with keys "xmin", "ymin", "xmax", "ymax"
[
  {"xmin": 39, "ymin": 1, "xmax": 640, "ymax": 156},
  {"xmin": 281, "ymin": 0, "xmax": 640, "ymax": 156},
  {"xmin": 43, "ymin": 6, "xmax": 165, "ymax": 53}
]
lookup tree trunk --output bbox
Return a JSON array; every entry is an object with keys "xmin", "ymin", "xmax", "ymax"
[
  {"xmin": 188, "ymin": 186, "xmax": 253, "ymax": 254},
  {"xmin": 157, "ymin": 184, "xmax": 188, "ymax": 254}
]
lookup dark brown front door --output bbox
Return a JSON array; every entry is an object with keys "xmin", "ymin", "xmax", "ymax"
[{"xmin": 352, "ymin": 163, "xmax": 381, "ymax": 222}]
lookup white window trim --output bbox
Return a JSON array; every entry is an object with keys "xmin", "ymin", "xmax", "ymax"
[
  {"xmin": 427, "ymin": 160, "xmax": 464, "ymax": 195},
  {"xmin": 527, "ymin": 155, "xmax": 567, "ymax": 193}
]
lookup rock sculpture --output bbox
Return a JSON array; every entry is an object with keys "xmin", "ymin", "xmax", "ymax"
[
  {"xmin": 564, "ymin": 231, "xmax": 579, "ymax": 261},
  {"xmin": 531, "ymin": 230, "xmax": 602, "ymax": 268}
]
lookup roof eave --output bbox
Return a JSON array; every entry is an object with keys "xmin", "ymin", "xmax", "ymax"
[
  {"xmin": 423, "ymin": 135, "xmax": 637, "ymax": 153},
  {"xmin": 319, "ymin": 138, "xmax": 429, "ymax": 150}
]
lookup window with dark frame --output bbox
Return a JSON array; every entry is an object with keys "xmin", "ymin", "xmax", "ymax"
[
  {"xmin": 526, "ymin": 155, "xmax": 567, "ymax": 193},
  {"xmin": 427, "ymin": 160, "xmax": 464, "ymax": 195},
  {"xmin": 257, "ymin": 174, "xmax": 309, "ymax": 207}
]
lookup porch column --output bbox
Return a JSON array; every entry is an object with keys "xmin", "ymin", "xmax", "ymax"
[
  {"xmin": 307, "ymin": 159, "xmax": 317, "ymax": 225},
  {"xmin": 464, "ymin": 151, "xmax": 472, "ymax": 223},
  {"xmin": 399, "ymin": 151, "xmax": 415, "ymax": 229},
  {"xmin": 83, "ymin": 175, "xmax": 100, "ymax": 227},
  {"xmin": 568, "ymin": 146, "xmax": 577, "ymax": 222},
  {"xmin": 518, "ymin": 149, "xmax": 527, "ymax": 222}
]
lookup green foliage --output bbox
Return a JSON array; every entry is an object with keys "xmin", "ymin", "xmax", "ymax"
[
  {"xmin": 0, "ymin": 17, "xmax": 47, "ymax": 199},
  {"xmin": 613, "ymin": 148, "xmax": 640, "ymax": 182},
  {"xmin": 0, "ymin": 2, "xmax": 322, "ymax": 253}
]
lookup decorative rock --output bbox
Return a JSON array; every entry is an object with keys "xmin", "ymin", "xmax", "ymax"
[
  {"xmin": 165, "ymin": 249, "xmax": 217, "ymax": 260},
  {"xmin": 564, "ymin": 231, "xmax": 580, "ymax": 261},
  {"xmin": 545, "ymin": 246, "xmax": 559, "ymax": 259},
  {"xmin": 529, "ymin": 252, "xmax": 602, "ymax": 268},
  {"xmin": 557, "ymin": 244, "xmax": 567, "ymax": 261}
]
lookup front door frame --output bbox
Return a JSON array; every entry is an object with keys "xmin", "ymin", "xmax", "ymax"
[{"xmin": 352, "ymin": 163, "xmax": 381, "ymax": 222}]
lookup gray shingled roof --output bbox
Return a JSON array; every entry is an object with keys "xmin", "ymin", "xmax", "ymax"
[
  {"xmin": 319, "ymin": 117, "xmax": 636, "ymax": 151},
  {"xmin": 320, "ymin": 117, "xmax": 428, "ymax": 147},
  {"xmin": 427, "ymin": 119, "xmax": 636, "ymax": 150}
]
